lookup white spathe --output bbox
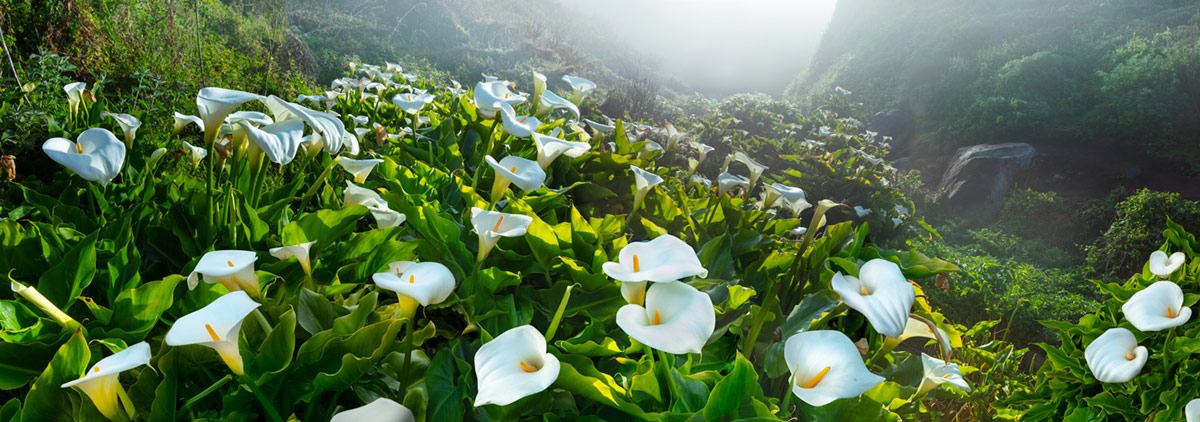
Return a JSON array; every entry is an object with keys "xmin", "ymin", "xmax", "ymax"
[
  {"xmin": 61, "ymin": 342, "xmax": 152, "ymax": 421},
  {"xmin": 474, "ymin": 325, "xmax": 560, "ymax": 407},
  {"xmin": 269, "ymin": 241, "xmax": 316, "ymax": 275},
  {"xmin": 630, "ymin": 165, "xmax": 664, "ymax": 211},
  {"xmin": 532, "ymin": 71, "xmax": 547, "ymax": 105},
  {"xmin": 260, "ymin": 95, "xmax": 347, "ymax": 154},
  {"xmin": 240, "ymin": 119, "xmax": 305, "ymax": 165},
  {"xmin": 1121, "ymin": 280, "xmax": 1191, "ymax": 332},
  {"xmin": 697, "ymin": 143, "xmax": 715, "ymax": 165},
  {"xmin": 885, "ymin": 317, "xmax": 952, "ymax": 356},
  {"xmin": 474, "ymin": 81, "xmax": 525, "ymax": 118},
  {"xmin": 471, "ymin": 207, "xmax": 533, "ymax": 261},
  {"xmin": 337, "ymin": 157, "xmax": 385, "ymax": 183},
  {"xmin": 536, "ymin": 90, "xmax": 580, "ymax": 122},
  {"xmin": 1149, "ymin": 251, "xmax": 1186, "ymax": 278},
  {"xmin": 616, "ymin": 281, "xmax": 714, "ymax": 354},
  {"xmin": 64, "ymin": 82, "xmax": 88, "ymax": 118},
  {"xmin": 344, "ymin": 181, "xmax": 381, "ymax": 207},
  {"xmin": 186, "ymin": 250, "xmax": 261, "ymax": 297},
  {"xmin": 1188, "ymin": 399, "xmax": 1200, "ymax": 422},
  {"xmin": 182, "ymin": 141, "xmax": 207, "ymax": 166},
  {"xmin": 562, "ymin": 75, "xmax": 596, "ymax": 105},
  {"xmin": 785, "ymin": 330, "xmax": 885, "ymax": 407},
  {"xmin": 486, "ymin": 155, "xmax": 546, "ymax": 202},
  {"xmin": 717, "ymin": 172, "xmax": 750, "ymax": 197},
  {"xmin": 583, "ymin": 118, "xmax": 615, "ymax": 134},
  {"xmin": 918, "ymin": 353, "xmax": 971, "ymax": 394},
  {"xmin": 101, "ymin": 112, "xmax": 142, "ymax": 145},
  {"xmin": 43, "ymin": 128, "xmax": 127, "ymax": 186},
  {"xmin": 854, "ymin": 206, "xmax": 872, "ymax": 217},
  {"xmin": 164, "ymin": 290, "xmax": 261, "ymax": 375},
  {"xmin": 373, "ymin": 261, "xmax": 456, "ymax": 307},
  {"xmin": 226, "ymin": 111, "xmax": 273, "ymax": 127},
  {"xmin": 829, "ymin": 259, "xmax": 914, "ymax": 338},
  {"xmin": 197, "ymin": 87, "xmax": 263, "ymax": 145},
  {"xmin": 173, "ymin": 112, "xmax": 205, "ymax": 134},
  {"xmin": 499, "ymin": 103, "xmax": 542, "ymax": 138},
  {"xmin": 392, "ymin": 92, "xmax": 434, "ymax": 115},
  {"xmin": 1084, "ymin": 327, "xmax": 1147, "ymax": 383},
  {"xmin": 732, "ymin": 151, "xmax": 769, "ymax": 189},
  {"xmin": 602, "ymin": 234, "xmax": 708, "ymax": 284},
  {"xmin": 532, "ymin": 133, "xmax": 589, "ymax": 169},
  {"xmin": 331, "ymin": 398, "xmax": 414, "ymax": 422}
]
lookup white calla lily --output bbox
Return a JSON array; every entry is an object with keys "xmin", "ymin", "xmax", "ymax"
[
  {"xmin": 331, "ymin": 398, "xmax": 415, "ymax": 422},
  {"xmin": 784, "ymin": 330, "xmax": 885, "ymax": 407},
  {"xmin": 43, "ymin": 128, "xmax": 126, "ymax": 186},
  {"xmin": 562, "ymin": 75, "xmax": 596, "ymax": 105},
  {"xmin": 186, "ymin": 250, "xmax": 261, "ymax": 297},
  {"xmin": 471, "ymin": 207, "xmax": 533, "ymax": 261},
  {"xmin": 182, "ymin": 141, "xmax": 207, "ymax": 167},
  {"xmin": 392, "ymin": 93, "xmax": 434, "ymax": 115},
  {"xmin": 697, "ymin": 143, "xmax": 715, "ymax": 165},
  {"xmin": 64, "ymin": 82, "xmax": 88, "ymax": 118},
  {"xmin": 239, "ymin": 119, "xmax": 305, "ymax": 165},
  {"xmin": 616, "ymin": 281, "xmax": 714, "ymax": 354},
  {"xmin": 830, "ymin": 259, "xmax": 914, "ymax": 338},
  {"xmin": 101, "ymin": 112, "xmax": 142, "ymax": 146},
  {"xmin": 603, "ymin": 234, "xmax": 709, "ymax": 304},
  {"xmin": 717, "ymin": 172, "xmax": 750, "ymax": 197},
  {"xmin": 164, "ymin": 290, "xmax": 261, "ymax": 375},
  {"xmin": 337, "ymin": 157, "xmax": 384, "ymax": 183},
  {"xmin": 226, "ymin": 111, "xmax": 273, "ymax": 127},
  {"xmin": 536, "ymin": 90, "xmax": 580, "ymax": 121},
  {"xmin": 474, "ymin": 325, "xmax": 560, "ymax": 407},
  {"xmin": 584, "ymin": 118, "xmax": 615, "ymax": 134},
  {"xmin": 173, "ymin": 112, "xmax": 205, "ymax": 134},
  {"xmin": 269, "ymin": 241, "xmax": 316, "ymax": 275},
  {"xmin": 1084, "ymin": 327, "xmax": 1148, "ymax": 383},
  {"xmin": 499, "ymin": 104, "xmax": 542, "ymax": 138},
  {"xmin": 197, "ymin": 87, "xmax": 263, "ymax": 145},
  {"xmin": 1122, "ymin": 281, "xmax": 1191, "ymax": 332},
  {"xmin": 261, "ymin": 95, "xmax": 347, "ymax": 154},
  {"xmin": 732, "ymin": 151, "xmax": 768, "ymax": 189},
  {"xmin": 1149, "ymin": 251, "xmax": 1186, "ymax": 278},
  {"xmin": 854, "ymin": 206, "xmax": 872, "ymax": 217},
  {"xmin": 883, "ymin": 317, "xmax": 952, "ymax": 356},
  {"xmin": 917, "ymin": 353, "xmax": 970, "ymax": 395},
  {"xmin": 344, "ymin": 181, "xmax": 381, "ymax": 206},
  {"xmin": 474, "ymin": 81, "xmax": 525, "ymax": 118},
  {"xmin": 532, "ymin": 133, "xmax": 589, "ymax": 169},
  {"xmin": 486, "ymin": 155, "xmax": 546, "ymax": 202},
  {"xmin": 532, "ymin": 71, "xmax": 547, "ymax": 105},
  {"xmin": 61, "ymin": 342, "xmax": 151, "ymax": 421},
  {"xmin": 630, "ymin": 165, "xmax": 663, "ymax": 211},
  {"xmin": 1188, "ymin": 399, "xmax": 1200, "ymax": 422},
  {"xmin": 373, "ymin": 261, "xmax": 455, "ymax": 319}
]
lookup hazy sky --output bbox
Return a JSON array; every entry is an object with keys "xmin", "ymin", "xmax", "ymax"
[{"xmin": 558, "ymin": 0, "xmax": 838, "ymax": 98}]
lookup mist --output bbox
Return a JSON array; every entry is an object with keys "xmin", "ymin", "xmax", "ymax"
[{"xmin": 558, "ymin": 0, "xmax": 837, "ymax": 98}]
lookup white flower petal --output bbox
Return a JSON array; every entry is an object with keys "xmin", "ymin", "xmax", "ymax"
[
  {"xmin": 615, "ymin": 281, "xmax": 714, "ymax": 354},
  {"xmin": 269, "ymin": 241, "xmax": 315, "ymax": 274},
  {"xmin": 474, "ymin": 325, "xmax": 560, "ymax": 406},
  {"xmin": 373, "ymin": 262, "xmax": 455, "ymax": 306},
  {"xmin": 920, "ymin": 353, "xmax": 970, "ymax": 392},
  {"xmin": 43, "ymin": 128, "xmax": 126, "ymax": 186},
  {"xmin": 331, "ymin": 398, "xmax": 415, "ymax": 422},
  {"xmin": 1084, "ymin": 327, "xmax": 1148, "ymax": 383},
  {"xmin": 486, "ymin": 155, "xmax": 545, "ymax": 192},
  {"xmin": 830, "ymin": 259, "xmax": 914, "ymax": 338},
  {"xmin": 602, "ymin": 235, "xmax": 707, "ymax": 282},
  {"xmin": 1149, "ymin": 251, "xmax": 1187, "ymax": 278},
  {"xmin": 1122, "ymin": 281, "xmax": 1191, "ymax": 332},
  {"xmin": 784, "ymin": 330, "xmax": 884, "ymax": 407}
]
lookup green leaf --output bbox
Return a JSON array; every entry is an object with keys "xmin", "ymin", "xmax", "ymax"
[
  {"xmin": 252, "ymin": 309, "xmax": 297, "ymax": 383},
  {"xmin": 89, "ymin": 276, "xmax": 181, "ymax": 343},
  {"xmin": 426, "ymin": 347, "xmax": 466, "ymax": 420},
  {"xmin": 37, "ymin": 231, "xmax": 98, "ymax": 308},
  {"xmin": 703, "ymin": 352, "xmax": 756, "ymax": 420},
  {"xmin": 22, "ymin": 329, "xmax": 89, "ymax": 422},
  {"xmin": 281, "ymin": 206, "xmax": 370, "ymax": 244}
]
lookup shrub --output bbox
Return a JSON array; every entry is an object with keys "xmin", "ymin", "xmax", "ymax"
[{"xmin": 1084, "ymin": 189, "xmax": 1200, "ymax": 277}]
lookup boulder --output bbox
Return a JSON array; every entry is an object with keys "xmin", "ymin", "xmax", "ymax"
[
  {"xmin": 870, "ymin": 108, "xmax": 914, "ymax": 154},
  {"xmin": 936, "ymin": 143, "xmax": 1037, "ymax": 216}
]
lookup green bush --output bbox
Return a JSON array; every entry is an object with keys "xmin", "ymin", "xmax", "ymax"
[{"xmin": 1084, "ymin": 189, "xmax": 1200, "ymax": 277}]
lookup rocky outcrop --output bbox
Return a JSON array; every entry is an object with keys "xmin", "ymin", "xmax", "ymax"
[{"xmin": 936, "ymin": 143, "xmax": 1037, "ymax": 216}]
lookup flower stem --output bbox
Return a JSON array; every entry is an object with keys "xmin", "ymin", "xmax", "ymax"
[
  {"xmin": 182, "ymin": 374, "xmax": 232, "ymax": 410},
  {"xmin": 657, "ymin": 350, "xmax": 681, "ymax": 408},
  {"xmin": 398, "ymin": 318, "xmax": 415, "ymax": 395},
  {"xmin": 545, "ymin": 284, "xmax": 574, "ymax": 342},
  {"xmin": 238, "ymin": 373, "xmax": 283, "ymax": 422},
  {"xmin": 741, "ymin": 280, "xmax": 781, "ymax": 358}
]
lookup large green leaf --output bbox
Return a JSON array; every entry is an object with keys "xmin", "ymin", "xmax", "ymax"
[
  {"xmin": 21, "ymin": 329, "xmax": 89, "ymax": 422},
  {"xmin": 37, "ymin": 230, "xmax": 98, "ymax": 308},
  {"xmin": 702, "ymin": 352, "xmax": 756, "ymax": 420}
]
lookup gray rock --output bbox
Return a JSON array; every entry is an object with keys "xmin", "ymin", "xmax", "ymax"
[
  {"xmin": 871, "ymin": 108, "xmax": 914, "ymax": 154},
  {"xmin": 936, "ymin": 143, "xmax": 1037, "ymax": 216}
]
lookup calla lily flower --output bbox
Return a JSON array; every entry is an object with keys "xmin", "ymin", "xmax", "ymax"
[
  {"xmin": 392, "ymin": 93, "xmax": 434, "ymax": 115},
  {"xmin": 697, "ymin": 143, "xmax": 715, "ymax": 165},
  {"xmin": 61, "ymin": 342, "xmax": 151, "ymax": 421},
  {"xmin": 43, "ymin": 128, "xmax": 126, "ymax": 186},
  {"xmin": 791, "ymin": 227, "xmax": 808, "ymax": 236},
  {"xmin": 561, "ymin": 75, "xmax": 596, "ymax": 105},
  {"xmin": 337, "ymin": 157, "xmax": 385, "ymax": 183},
  {"xmin": 784, "ymin": 330, "xmax": 885, "ymax": 407},
  {"xmin": 474, "ymin": 325, "xmax": 560, "ymax": 407},
  {"xmin": 239, "ymin": 119, "xmax": 305, "ymax": 165},
  {"xmin": 186, "ymin": 250, "xmax": 261, "ymax": 297},
  {"xmin": 830, "ymin": 259, "xmax": 914, "ymax": 338},
  {"xmin": 1122, "ymin": 281, "xmax": 1191, "ymax": 332},
  {"xmin": 584, "ymin": 118, "xmax": 615, "ymax": 134},
  {"xmin": 173, "ymin": 112, "xmax": 205, "ymax": 134},
  {"xmin": 638, "ymin": 141, "xmax": 663, "ymax": 161},
  {"xmin": 688, "ymin": 174, "xmax": 713, "ymax": 190},
  {"xmin": 164, "ymin": 290, "xmax": 261, "ymax": 376},
  {"xmin": 474, "ymin": 81, "xmax": 525, "ymax": 118},
  {"xmin": 197, "ymin": 87, "xmax": 262, "ymax": 145},
  {"xmin": 532, "ymin": 133, "xmax": 589, "ymax": 169},
  {"xmin": 101, "ymin": 112, "xmax": 142, "ymax": 146},
  {"xmin": 481, "ymin": 73, "xmax": 499, "ymax": 82},
  {"xmin": 183, "ymin": 141, "xmax": 207, "ymax": 167},
  {"xmin": 373, "ymin": 261, "xmax": 455, "ymax": 319},
  {"xmin": 854, "ymin": 206, "xmax": 872, "ymax": 217},
  {"xmin": 1084, "ymin": 327, "xmax": 1147, "ymax": 383},
  {"xmin": 499, "ymin": 104, "xmax": 542, "ymax": 138},
  {"xmin": 471, "ymin": 207, "xmax": 533, "ymax": 261},
  {"xmin": 717, "ymin": 172, "xmax": 750, "ymax": 197},
  {"xmin": 298, "ymin": 94, "xmax": 325, "ymax": 107},
  {"xmin": 331, "ymin": 398, "xmax": 415, "ymax": 422},
  {"xmin": 616, "ymin": 281, "xmax": 715, "ymax": 354},
  {"xmin": 148, "ymin": 148, "xmax": 168, "ymax": 168},
  {"xmin": 536, "ymin": 90, "xmax": 580, "ymax": 121},
  {"xmin": 732, "ymin": 151, "xmax": 769, "ymax": 189},
  {"xmin": 917, "ymin": 353, "xmax": 970, "ymax": 395},
  {"xmin": 64, "ymin": 82, "xmax": 88, "ymax": 119},
  {"xmin": 367, "ymin": 201, "xmax": 407, "ymax": 228},
  {"xmin": 261, "ymin": 95, "xmax": 347, "ymax": 154},
  {"xmin": 226, "ymin": 111, "xmax": 273, "ymax": 127},
  {"xmin": 1187, "ymin": 399, "xmax": 1200, "ymax": 422},
  {"xmin": 532, "ymin": 71, "xmax": 547, "ymax": 105},
  {"xmin": 385, "ymin": 62, "xmax": 403, "ymax": 73},
  {"xmin": 344, "ymin": 181, "xmax": 381, "ymax": 206},
  {"xmin": 1149, "ymin": 251, "xmax": 1186, "ymax": 278},
  {"xmin": 883, "ymin": 317, "xmax": 951, "ymax": 356},
  {"xmin": 630, "ymin": 165, "xmax": 663, "ymax": 212},
  {"xmin": 269, "ymin": 241, "xmax": 316, "ymax": 275},
  {"xmin": 602, "ymin": 234, "xmax": 709, "ymax": 304},
  {"xmin": 485, "ymin": 155, "xmax": 546, "ymax": 202}
]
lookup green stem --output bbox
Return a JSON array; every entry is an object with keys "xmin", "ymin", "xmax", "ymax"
[
  {"xmin": 810, "ymin": 303, "xmax": 849, "ymax": 331},
  {"xmin": 300, "ymin": 157, "xmax": 338, "ymax": 202},
  {"xmin": 545, "ymin": 284, "xmax": 574, "ymax": 342},
  {"xmin": 741, "ymin": 280, "xmax": 782, "ymax": 357},
  {"xmin": 779, "ymin": 386, "xmax": 794, "ymax": 418},
  {"xmin": 238, "ymin": 373, "xmax": 283, "ymax": 422},
  {"xmin": 252, "ymin": 308, "xmax": 273, "ymax": 336},
  {"xmin": 398, "ymin": 319, "xmax": 415, "ymax": 395},
  {"xmin": 658, "ymin": 350, "xmax": 680, "ymax": 409},
  {"xmin": 182, "ymin": 374, "xmax": 232, "ymax": 410}
]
